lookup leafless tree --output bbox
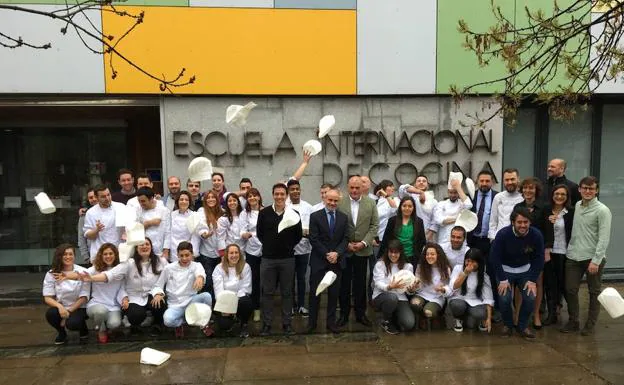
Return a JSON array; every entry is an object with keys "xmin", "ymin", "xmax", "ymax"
[
  {"xmin": 452, "ymin": 0, "xmax": 624, "ymax": 126},
  {"xmin": 0, "ymin": 0, "xmax": 195, "ymax": 92}
]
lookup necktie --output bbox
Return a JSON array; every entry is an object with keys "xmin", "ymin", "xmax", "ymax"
[
  {"xmin": 476, "ymin": 193, "xmax": 486, "ymax": 234},
  {"xmin": 329, "ymin": 211, "xmax": 335, "ymax": 237}
]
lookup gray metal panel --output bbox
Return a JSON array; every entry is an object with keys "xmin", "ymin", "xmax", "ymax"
[
  {"xmin": 189, "ymin": 0, "xmax": 274, "ymax": 7},
  {"xmin": 0, "ymin": 5, "xmax": 105, "ymax": 94},
  {"xmin": 357, "ymin": 0, "xmax": 437, "ymax": 94},
  {"xmin": 274, "ymin": 0, "xmax": 355, "ymax": 10}
]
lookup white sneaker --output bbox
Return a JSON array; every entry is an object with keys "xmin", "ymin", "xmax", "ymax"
[
  {"xmin": 479, "ymin": 321, "xmax": 488, "ymax": 332},
  {"xmin": 453, "ymin": 318, "xmax": 463, "ymax": 332},
  {"xmin": 298, "ymin": 307, "xmax": 309, "ymax": 317},
  {"xmin": 122, "ymin": 316, "xmax": 131, "ymax": 328}
]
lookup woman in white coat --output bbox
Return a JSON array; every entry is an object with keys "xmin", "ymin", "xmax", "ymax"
[
  {"xmin": 169, "ymin": 190, "xmax": 200, "ymax": 262},
  {"xmin": 239, "ymin": 187, "xmax": 263, "ymax": 322},
  {"xmin": 212, "ymin": 244, "xmax": 253, "ymax": 338},
  {"xmin": 44, "ymin": 243, "xmax": 90, "ymax": 344},
  {"xmin": 196, "ymin": 190, "xmax": 224, "ymax": 297},
  {"xmin": 217, "ymin": 192, "xmax": 245, "ymax": 253},
  {"xmin": 411, "ymin": 243, "xmax": 452, "ymax": 325}
]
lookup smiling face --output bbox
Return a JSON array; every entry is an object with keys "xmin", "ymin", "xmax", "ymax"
[
  {"xmin": 425, "ymin": 247, "xmax": 438, "ymax": 265},
  {"xmin": 62, "ymin": 247, "xmax": 75, "ymax": 268},
  {"xmin": 503, "ymin": 171, "xmax": 519, "ymax": 193},
  {"xmin": 448, "ymin": 188, "xmax": 459, "ymax": 202},
  {"xmin": 212, "ymin": 174, "xmax": 224, "ymax": 192},
  {"xmin": 450, "ymin": 228, "xmax": 465, "ymax": 250},
  {"xmin": 273, "ymin": 186, "xmax": 287, "ymax": 208},
  {"xmin": 168, "ymin": 177, "xmax": 181, "ymax": 195},
  {"xmin": 204, "ymin": 191, "xmax": 218, "ymax": 208},
  {"xmin": 97, "ymin": 188, "xmax": 112, "ymax": 208},
  {"xmin": 246, "ymin": 192, "xmax": 260, "ymax": 208},
  {"xmin": 348, "ymin": 176, "xmax": 362, "ymax": 200},
  {"xmin": 400, "ymin": 199, "xmax": 414, "ymax": 218},
  {"xmin": 325, "ymin": 190, "xmax": 340, "ymax": 211},
  {"xmin": 102, "ymin": 247, "xmax": 116, "ymax": 267},
  {"xmin": 226, "ymin": 245, "xmax": 241, "ymax": 266},
  {"xmin": 137, "ymin": 177, "xmax": 152, "ymax": 189},
  {"xmin": 227, "ymin": 195, "xmax": 239, "ymax": 213},
  {"xmin": 388, "ymin": 249, "xmax": 401, "ymax": 264},
  {"xmin": 522, "ymin": 183, "xmax": 537, "ymax": 201},
  {"xmin": 580, "ymin": 183, "xmax": 598, "ymax": 201},
  {"xmin": 512, "ymin": 214, "xmax": 530, "ymax": 236},
  {"xmin": 239, "ymin": 182, "xmax": 252, "ymax": 195},
  {"xmin": 118, "ymin": 173, "xmax": 134, "ymax": 193},
  {"xmin": 547, "ymin": 159, "xmax": 565, "ymax": 178},
  {"xmin": 87, "ymin": 191, "xmax": 98, "ymax": 206},
  {"xmin": 478, "ymin": 173, "xmax": 493, "ymax": 193},
  {"xmin": 288, "ymin": 183, "xmax": 301, "ymax": 203},
  {"xmin": 552, "ymin": 187, "xmax": 568, "ymax": 207},
  {"xmin": 178, "ymin": 193, "xmax": 190, "ymax": 212},
  {"xmin": 178, "ymin": 249, "xmax": 193, "ymax": 267},
  {"xmin": 137, "ymin": 240, "xmax": 152, "ymax": 259}
]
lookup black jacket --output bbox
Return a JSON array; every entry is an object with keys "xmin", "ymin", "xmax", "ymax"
[
  {"xmin": 378, "ymin": 216, "xmax": 426, "ymax": 262},
  {"xmin": 541, "ymin": 204, "xmax": 574, "ymax": 250},
  {"xmin": 257, "ymin": 206, "xmax": 303, "ymax": 259},
  {"xmin": 308, "ymin": 208, "xmax": 350, "ymax": 274}
]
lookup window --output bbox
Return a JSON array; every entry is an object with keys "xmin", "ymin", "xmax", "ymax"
[
  {"xmin": 503, "ymin": 108, "xmax": 536, "ymax": 179},
  {"xmin": 548, "ymin": 108, "xmax": 592, "ymax": 185}
]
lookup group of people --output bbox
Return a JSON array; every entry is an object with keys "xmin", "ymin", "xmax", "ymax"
[{"xmin": 43, "ymin": 155, "xmax": 612, "ymax": 345}]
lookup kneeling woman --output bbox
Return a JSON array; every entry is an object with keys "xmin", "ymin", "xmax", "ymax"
[
  {"xmin": 43, "ymin": 243, "xmax": 90, "ymax": 344},
  {"xmin": 65, "ymin": 238, "xmax": 168, "ymax": 336},
  {"xmin": 212, "ymin": 244, "xmax": 253, "ymax": 338},
  {"xmin": 372, "ymin": 240, "xmax": 416, "ymax": 334},
  {"xmin": 448, "ymin": 248, "xmax": 494, "ymax": 333},
  {"xmin": 151, "ymin": 241, "xmax": 212, "ymax": 338},
  {"xmin": 411, "ymin": 243, "xmax": 452, "ymax": 323},
  {"xmin": 86, "ymin": 243, "xmax": 124, "ymax": 343}
]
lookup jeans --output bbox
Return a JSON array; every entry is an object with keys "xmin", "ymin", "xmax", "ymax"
[
  {"xmin": 339, "ymin": 255, "xmax": 369, "ymax": 320},
  {"xmin": 46, "ymin": 307, "xmax": 88, "ymax": 333},
  {"xmin": 449, "ymin": 299, "xmax": 487, "ymax": 329},
  {"xmin": 410, "ymin": 295, "xmax": 442, "ymax": 318},
  {"xmin": 163, "ymin": 292, "xmax": 213, "ymax": 328},
  {"xmin": 293, "ymin": 253, "xmax": 309, "ymax": 309},
  {"xmin": 245, "ymin": 253, "xmax": 262, "ymax": 310},
  {"xmin": 196, "ymin": 255, "xmax": 221, "ymax": 299},
  {"xmin": 373, "ymin": 292, "xmax": 415, "ymax": 331},
  {"xmin": 216, "ymin": 295, "xmax": 253, "ymax": 330},
  {"xmin": 124, "ymin": 295, "xmax": 167, "ymax": 327},
  {"xmin": 497, "ymin": 271, "xmax": 535, "ymax": 330},
  {"xmin": 565, "ymin": 258, "xmax": 605, "ymax": 326},
  {"xmin": 86, "ymin": 304, "xmax": 122, "ymax": 331},
  {"xmin": 261, "ymin": 258, "xmax": 295, "ymax": 327}
]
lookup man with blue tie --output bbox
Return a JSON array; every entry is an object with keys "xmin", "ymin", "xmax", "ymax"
[
  {"xmin": 467, "ymin": 170, "xmax": 498, "ymax": 256},
  {"xmin": 307, "ymin": 189, "xmax": 350, "ymax": 334}
]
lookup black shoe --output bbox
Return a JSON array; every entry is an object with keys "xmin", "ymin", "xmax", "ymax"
[
  {"xmin": 79, "ymin": 328, "xmax": 89, "ymax": 341},
  {"xmin": 149, "ymin": 325, "xmax": 162, "ymax": 337},
  {"xmin": 239, "ymin": 324, "xmax": 250, "ymax": 338},
  {"xmin": 306, "ymin": 325, "xmax": 317, "ymax": 334},
  {"xmin": 492, "ymin": 311, "xmax": 503, "ymax": 324},
  {"xmin": 381, "ymin": 320, "xmax": 399, "ymax": 335},
  {"xmin": 130, "ymin": 326, "xmax": 142, "ymax": 335},
  {"xmin": 54, "ymin": 331, "xmax": 67, "ymax": 345},
  {"xmin": 518, "ymin": 328, "xmax": 536, "ymax": 340},
  {"xmin": 501, "ymin": 326, "xmax": 513, "ymax": 338},
  {"xmin": 283, "ymin": 325, "xmax": 296, "ymax": 336},
  {"xmin": 337, "ymin": 316, "xmax": 349, "ymax": 327},
  {"xmin": 560, "ymin": 321, "xmax": 580, "ymax": 333},
  {"xmin": 543, "ymin": 313, "xmax": 557, "ymax": 326},
  {"xmin": 259, "ymin": 324, "xmax": 271, "ymax": 337},
  {"xmin": 356, "ymin": 316, "xmax": 372, "ymax": 327},
  {"xmin": 326, "ymin": 324, "xmax": 340, "ymax": 335},
  {"xmin": 581, "ymin": 322, "xmax": 595, "ymax": 336}
]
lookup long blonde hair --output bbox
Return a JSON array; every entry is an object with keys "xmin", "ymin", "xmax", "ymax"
[{"xmin": 221, "ymin": 244, "xmax": 245, "ymax": 278}]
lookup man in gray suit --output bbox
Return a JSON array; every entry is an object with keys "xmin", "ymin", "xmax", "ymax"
[{"xmin": 337, "ymin": 175, "xmax": 379, "ymax": 327}]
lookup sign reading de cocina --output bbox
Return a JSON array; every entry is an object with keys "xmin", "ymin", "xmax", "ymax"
[{"xmin": 172, "ymin": 128, "xmax": 498, "ymax": 186}]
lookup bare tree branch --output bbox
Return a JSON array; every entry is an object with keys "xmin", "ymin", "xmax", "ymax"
[{"xmin": 0, "ymin": 0, "xmax": 195, "ymax": 92}]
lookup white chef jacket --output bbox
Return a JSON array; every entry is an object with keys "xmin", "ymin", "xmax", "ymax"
[
  {"xmin": 212, "ymin": 263, "xmax": 252, "ymax": 298},
  {"xmin": 104, "ymin": 258, "xmax": 168, "ymax": 306},
  {"xmin": 42, "ymin": 265, "xmax": 90, "ymax": 308},
  {"xmin": 151, "ymin": 261, "xmax": 206, "ymax": 308}
]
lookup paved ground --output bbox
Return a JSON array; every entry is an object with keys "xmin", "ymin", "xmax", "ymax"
[{"xmin": 0, "ymin": 273, "xmax": 622, "ymax": 385}]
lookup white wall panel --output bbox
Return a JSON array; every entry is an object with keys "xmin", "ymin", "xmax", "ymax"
[
  {"xmin": 357, "ymin": 0, "xmax": 437, "ymax": 95},
  {"xmin": 0, "ymin": 5, "xmax": 105, "ymax": 93}
]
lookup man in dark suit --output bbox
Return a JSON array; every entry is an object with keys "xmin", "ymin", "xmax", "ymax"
[
  {"xmin": 307, "ymin": 189, "xmax": 350, "ymax": 334},
  {"xmin": 467, "ymin": 170, "xmax": 498, "ymax": 256},
  {"xmin": 337, "ymin": 175, "xmax": 379, "ymax": 327}
]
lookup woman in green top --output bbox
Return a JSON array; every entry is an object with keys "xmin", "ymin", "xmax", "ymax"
[{"xmin": 378, "ymin": 196, "xmax": 426, "ymax": 263}]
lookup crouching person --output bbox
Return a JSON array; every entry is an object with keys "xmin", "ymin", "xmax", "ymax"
[
  {"xmin": 448, "ymin": 249, "xmax": 494, "ymax": 333},
  {"xmin": 151, "ymin": 241, "xmax": 213, "ymax": 338},
  {"xmin": 212, "ymin": 244, "xmax": 253, "ymax": 338}
]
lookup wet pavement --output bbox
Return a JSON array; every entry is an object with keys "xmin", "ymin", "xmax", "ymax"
[{"xmin": 0, "ymin": 273, "xmax": 622, "ymax": 385}]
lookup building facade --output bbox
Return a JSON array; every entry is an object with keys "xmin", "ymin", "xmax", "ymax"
[{"xmin": 0, "ymin": 0, "xmax": 622, "ymax": 276}]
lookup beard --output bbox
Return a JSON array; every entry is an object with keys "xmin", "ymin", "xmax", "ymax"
[{"xmin": 505, "ymin": 184, "xmax": 517, "ymax": 193}]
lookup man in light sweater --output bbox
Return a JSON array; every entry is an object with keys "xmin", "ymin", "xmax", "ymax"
[
  {"xmin": 561, "ymin": 176, "xmax": 612, "ymax": 336},
  {"xmin": 490, "ymin": 207, "xmax": 544, "ymax": 340},
  {"xmin": 488, "ymin": 168, "xmax": 524, "ymax": 240}
]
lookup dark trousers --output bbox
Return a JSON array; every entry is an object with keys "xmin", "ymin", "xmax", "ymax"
[
  {"xmin": 245, "ymin": 253, "xmax": 262, "ymax": 310},
  {"xmin": 373, "ymin": 292, "xmax": 415, "ymax": 330},
  {"xmin": 339, "ymin": 255, "xmax": 369, "ymax": 320},
  {"xmin": 293, "ymin": 253, "xmax": 309, "ymax": 309},
  {"xmin": 565, "ymin": 258, "xmax": 605, "ymax": 325},
  {"xmin": 216, "ymin": 295, "xmax": 253, "ymax": 330},
  {"xmin": 197, "ymin": 255, "xmax": 221, "ymax": 299},
  {"xmin": 544, "ymin": 253, "xmax": 566, "ymax": 315},
  {"xmin": 449, "ymin": 299, "xmax": 487, "ymax": 329},
  {"xmin": 308, "ymin": 268, "xmax": 341, "ymax": 328},
  {"xmin": 471, "ymin": 236, "xmax": 499, "ymax": 308},
  {"xmin": 46, "ymin": 307, "xmax": 88, "ymax": 333},
  {"xmin": 261, "ymin": 257, "xmax": 295, "ymax": 327},
  {"xmin": 124, "ymin": 296, "xmax": 167, "ymax": 327}
]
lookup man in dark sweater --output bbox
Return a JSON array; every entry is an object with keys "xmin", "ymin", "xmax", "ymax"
[
  {"xmin": 111, "ymin": 168, "xmax": 136, "ymax": 204},
  {"xmin": 257, "ymin": 183, "xmax": 303, "ymax": 336},
  {"xmin": 490, "ymin": 207, "xmax": 544, "ymax": 340},
  {"xmin": 544, "ymin": 158, "xmax": 581, "ymax": 205}
]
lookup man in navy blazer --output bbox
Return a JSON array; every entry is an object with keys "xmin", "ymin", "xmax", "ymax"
[
  {"xmin": 467, "ymin": 170, "xmax": 498, "ymax": 256},
  {"xmin": 307, "ymin": 189, "xmax": 351, "ymax": 334}
]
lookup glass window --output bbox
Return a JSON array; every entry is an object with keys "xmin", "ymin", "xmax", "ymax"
[
  {"xmin": 548, "ymin": 108, "xmax": 592, "ymax": 185},
  {"xmin": 0, "ymin": 126, "xmax": 127, "ymax": 266},
  {"xmin": 600, "ymin": 105, "xmax": 624, "ymax": 269},
  {"xmin": 503, "ymin": 108, "xmax": 536, "ymax": 179}
]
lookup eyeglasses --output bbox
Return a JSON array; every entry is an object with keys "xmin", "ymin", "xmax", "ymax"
[
  {"xmin": 580, "ymin": 186, "xmax": 597, "ymax": 191},
  {"xmin": 553, "ymin": 193, "xmax": 568, "ymax": 197}
]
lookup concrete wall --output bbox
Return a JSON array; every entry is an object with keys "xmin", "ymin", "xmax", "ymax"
[{"xmin": 161, "ymin": 96, "xmax": 503, "ymax": 204}]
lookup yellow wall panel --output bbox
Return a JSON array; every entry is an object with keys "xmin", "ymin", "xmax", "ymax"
[{"xmin": 102, "ymin": 7, "xmax": 356, "ymax": 94}]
